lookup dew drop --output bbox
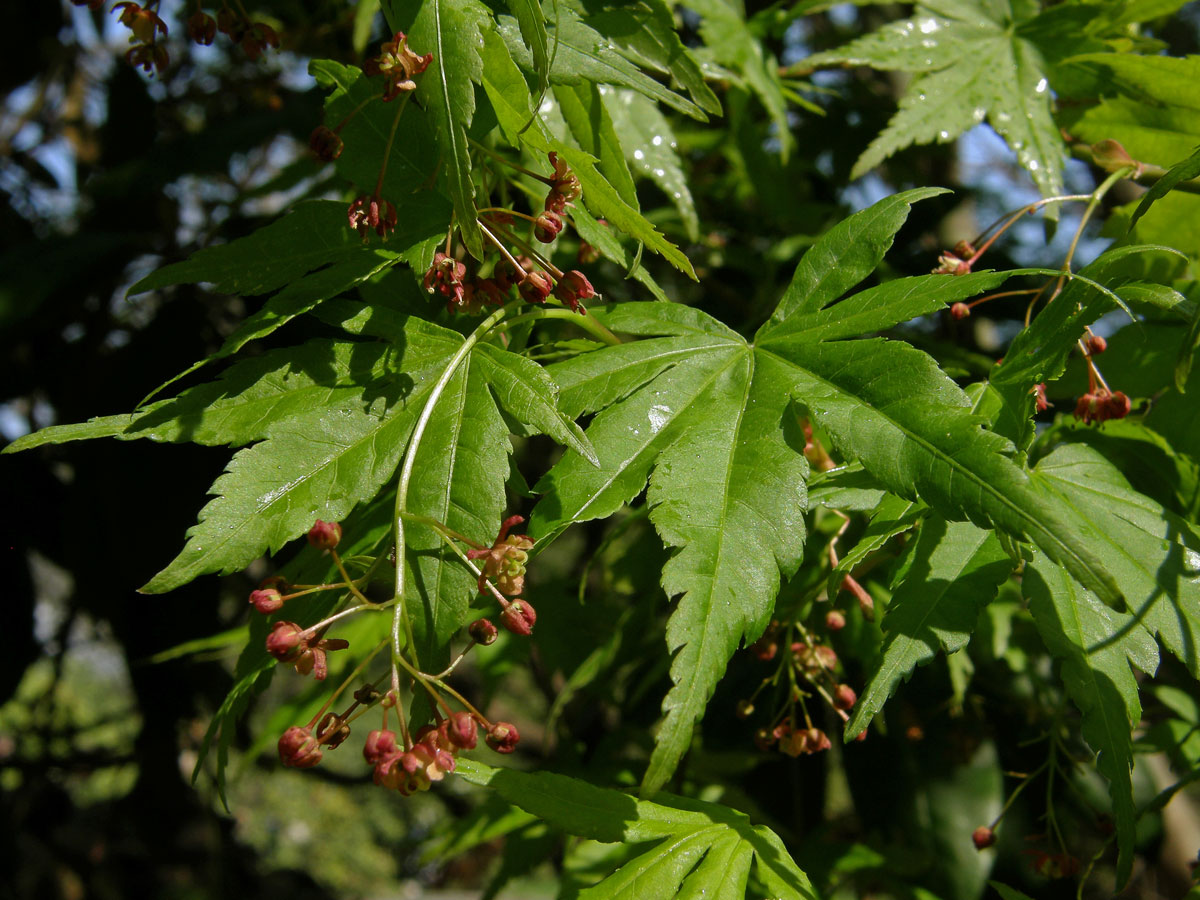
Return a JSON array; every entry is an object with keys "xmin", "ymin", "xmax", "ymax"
[
  {"xmin": 938, "ymin": 130, "xmax": 950, "ymax": 140},
  {"xmin": 1034, "ymin": 77, "xmax": 1048, "ymax": 93},
  {"xmin": 652, "ymin": 135, "xmax": 663, "ymax": 146},
  {"xmin": 633, "ymin": 149, "xmax": 644, "ymax": 160},
  {"xmin": 918, "ymin": 17, "xmax": 939, "ymax": 33}
]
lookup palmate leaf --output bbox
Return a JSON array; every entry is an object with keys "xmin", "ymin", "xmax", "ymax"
[
  {"xmin": 531, "ymin": 307, "xmax": 808, "ymax": 794},
  {"xmin": 845, "ymin": 515, "xmax": 1013, "ymax": 736},
  {"xmin": 455, "ymin": 759, "xmax": 817, "ymax": 900},
  {"xmin": 1024, "ymin": 556, "xmax": 1159, "ymax": 886},
  {"xmin": 531, "ymin": 191, "xmax": 1123, "ymax": 792},
  {"xmin": 136, "ymin": 304, "xmax": 592, "ymax": 596},
  {"xmin": 806, "ymin": 0, "xmax": 1068, "ymax": 199}
]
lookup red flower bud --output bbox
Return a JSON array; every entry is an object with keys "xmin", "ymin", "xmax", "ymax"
[
  {"xmin": 307, "ymin": 519, "xmax": 342, "ymax": 550},
  {"xmin": 363, "ymin": 729, "xmax": 400, "ymax": 765},
  {"xmin": 805, "ymin": 727, "xmax": 832, "ymax": 753},
  {"xmin": 485, "ymin": 721, "xmax": 520, "ymax": 754},
  {"xmin": 1091, "ymin": 139, "xmax": 1139, "ymax": 175},
  {"xmin": 553, "ymin": 270, "xmax": 595, "ymax": 313},
  {"xmin": 446, "ymin": 712, "xmax": 478, "ymax": 749},
  {"xmin": 249, "ymin": 587, "xmax": 284, "ymax": 615},
  {"xmin": 1086, "ymin": 334, "xmax": 1107, "ymax": 355},
  {"xmin": 824, "ymin": 609, "xmax": 846, "ymax": 632},
  {"xmin": 266, "ymin": 621, "xmax": 305, "ymax": 662},
  {"xmin": 950, "ymin": 302, "xmax": 971, "ymax": 320},
  {"xmin": 500, "ymin": 600, "xmax": 537, "ymax": 637},
  {"xmin": 533, "ymin": 210, "xmax": 563, "ymax": 243},
  {"xmin": 833, "ymin": 684, "xmax": 857, "ymax": 710},
  {"xmin": 972, "ymin": 826, "xmax": 996, "ymax": 850},
  {"xmin": 518, "ymin": 270, "xmax": 554, "ymax": 305},
  {"xmin": 469, "ymin": 618, "xmax": 498, "ymax": 645},
  {"xmin": 278, "ymin": 726, "xmax": 323, "ymax": 768}
]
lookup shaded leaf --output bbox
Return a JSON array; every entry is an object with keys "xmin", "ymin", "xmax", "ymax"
[
  {"xmin": 826, "ymin": 493, "xmax": 924, "ymax": 596},
  {"xmin": 555, "ymin": 81, "xmax": 640, "ymax": 208},
  {"xmin": 556, "ymin": 145, "xmax": 697, "ymax": 278},
  {"xmin": 1024, "ymin": 556, "xmax": 1159, "ymax": 886},
  {"xmin": 1031, "ymin": 442, "xmax": 1200, "ymax": 676},
  {"xmin": 502, "ymin": 0, "xmax": 550, "ymax": 93},
  {"xmin": 845, "ymin": 516, "xmax": 1013, "ymax": 736},
  {"xmin": 311, "ymin": 59, "xmax": 440, "ymax": 199},
  {"xmin": 684, "ymin": 0, "xmax": 792, "ymax": 160}
]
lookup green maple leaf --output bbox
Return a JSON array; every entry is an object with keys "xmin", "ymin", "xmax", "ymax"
[
  {"xmin": 531, "ymin": 189, "xmax": 1121, "ymax": 793},
  {"xmin": 385, "ymin": 0, "xmax": 491, "ymax": 259},
  {"xmin": 456, "ymin": 759, "xmax": 817, "ymax": 899},
  {"xmin": 11, "ymin": 303, "xmax": 593, "ymax": 613},
  {"xmin": 807, "ymin": 0, "xmax": 1069, "ymax": 199},
  {"xmin": 845, "ymin": 515, "xmax": 1013, "ymax": 736},
  {"xmin": 1024, "ymin": 555, "xmax": 1160, "ymax": 887}
]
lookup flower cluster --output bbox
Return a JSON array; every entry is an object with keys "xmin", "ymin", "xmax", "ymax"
[
  {"xmin": 1074, "ymin": 388, "xmax": 1131, "ymax": 425},
  {"xmin": 544, "ymin": 151, "xmax": 582, "ymax": 214},
  {"xmin": 348, "ymin": 195, "xmax": 398, "ymax": 242},
  {"xmin": 215, "ymin": 8, "xmax": 279, "ymax": 60},
  {"xmin": 743, "ymin": 617, "xmax": 861, "ymax": 758},
  {"xmin": 467, "ymin": 515, "xmax": 539, "ymax": 637},
  {"xmin": 366, "ymin": 714, "xmax": 473, "ymax": 794},
  {"xmin": 365, "ymin": 32, "xmax": 433, "ymax": 101},
  {"xmin": 113, "ymin": 2, "xmax": 169, "ymax": 74}
]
